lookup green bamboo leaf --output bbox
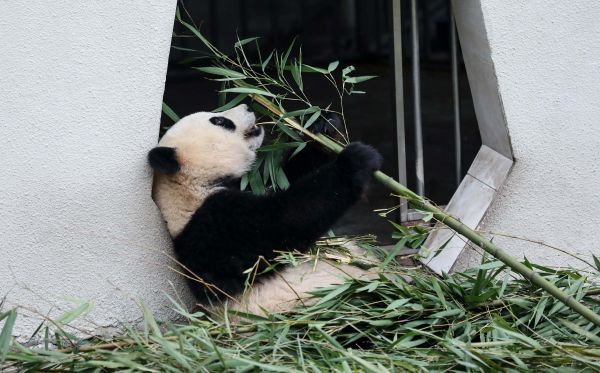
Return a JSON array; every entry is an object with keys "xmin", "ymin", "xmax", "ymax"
[
  {"xmin": 177, "ymin": 18, "xmax": 221, "ymax": 57},
  {"xmin": 384, "ymin": 298, "xmax": 410, "ymax": 312},
  {"xmin": 0, "ymin": 309, "xmax": 16, "ymax": 362},
  {"xmin": 280, "ymin": 38, "xmax": 296, "ymax": 71},
  {"xmin": 240, "ymin": 174, "xmax": 249, "ymax": 190},
  {"xmin": 258, "ymin": 142, "xmax": 305, "ymax": 152},
  {"xmin": 281, "ymin": 106, "xmax": 320, "ymax": 119},
  {"xmin": 290, "ymin": 62, "xmax": 303, "ymax": 92},
  {"xmin": 222, "ymin": 87, "xmax": 276, "ymax": 98},
  {"xmin": 382, "ymin": 238, "xmax": 407, "ymax": 267},
  {"xmin": 431, "ymin": 278, "xmax": 448, "ymax": 309},
  {"xmin": 301, "ymin": 64, "xmax": 329, "ymax": 74},
  {"xmin": 194, "ymin": 66, "xmax": 246, "ymax": 79},
  {"xmin": 289, "ymin": 142, "xmax": 307, "ymax": 159},
  {"xmin": 249, "ymin": 171, "xmax": 265, "ymax": 195},
  {"xmin": 342, "ymin": 65, "xmax": 356, "ymax": 76},
  {"xmin": 593, "ymin": 255, "xmax": 600, "ymax": 272},
  {"xmin": 559, "ymin": 318, "xmax": 600, "ymax": 343},
  {"xmin": 276, "ymin": 121, "xmax": 303, "ymax": 142},
  {"xmin": 311, "ymin": 283, "xmax": 351, "ymax": 307},
  {"xmin": 368, "ymin": 319, "xmax": 394, "ymax": 326},
  {"xmin": 213, "ymin": 94, "xmax": 247, "ymax": 112},
  {"xmin": 471, "ymin": 261, "xmax": 505, "ymax": 271},
  {"xmin": 303, "ymin": 109, "xmax": 321, "ymax": 129},
  {"xmin": 234, "ymin": 37, "xmax": 259, "ymax": 48},
  {"xmin": 55, "ymin": 301, "xmax": 93, "ymax": 325},
  {"xmin": 357, "ymin": 281, "xmax": 380, "ymax": 293},
  {"xmin": 532, "ymin": 296, "xmax": 548, "ymax": 327},
  {"xmin": 141, "ymin": 303, "xmax": 162, "ymax": 338},
  {"xmin": 261, "ymin": 50, "xmax": 274, "ymax": 72},
  {"xmin": 162, "ymin": 102, "xmax": 180, "ymax": 123},
  {"xmin": 344, "ymin": 75, "xmax": 377, "ymax": 84},
  {"xmin": 327, "ymin": 61, "xmax": 339, "ymax": 72}
]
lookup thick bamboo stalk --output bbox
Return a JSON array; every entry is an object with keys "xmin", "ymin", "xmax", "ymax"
[{"xmin": 249, "ymin": 91, "xmax": 600, "ymax": 328}]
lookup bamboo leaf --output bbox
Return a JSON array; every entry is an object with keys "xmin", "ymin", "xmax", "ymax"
[
  {"xmin": 194, "ymin": 66, "xmax": 247, "ymax": 79},
  {"xmin": 258, "ymin": 142, "xmax": 305, "ymax": 152},
  {"xmin": 280, "ymin": 38, "xmax": 296, "ymax": 71},
  {"xmin": 55, "ymin": 301, "xmax": 93, "ymax": 325},
  {"xmin": 559, "ymin": 318, "xmax": 600, "ymax": 343},
  {"xmin": 213, "ymin": 94, "xmax": 248, "ymax": 112},
  {"xmin": 234, "ymin": 37, "xmax": 260, "ymax": 48},
  {"xmin": 344, "ymin": 75, "xmax": 377, "ymax": 84},
  {"xmin": 162, "ymin": 102, "xmax": 180, "ymax": 123},
  {"xmin": 301, "ymin": 64, "xmax": 329, "ymax": 74},
  {"xmin": 303, "ymin": 110, "xmax": 321, "ymax": 129},
  {"xmin": 593, "ymin": 255, "xmax": 600, "ymax": 272},
  {"xmin": 276, "ymin": 121, "xmax": 303, "ymax": 142},
  {"xmin": 249, "ymin": 171, "xmax": 265, "ymax": 195},
  {"xmin": 327, "ymin": 61, "xmax": 339, "ymax": 72},
  {"xmin": 261, "ymin": 50, "xmax": 274, "ymax": 71},
  {"xmin": 0, "ymin": 309, "xmax": 16, "ymax": 362},
  {"xmin": 222, "ymin": 87, "xmax": 276, "ymax": 98}
]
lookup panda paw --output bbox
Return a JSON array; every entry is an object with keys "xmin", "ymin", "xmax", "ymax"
[
  {"xmin": 336, "ymin": 142, "xmax": 383, "ymax": 191},
  {"xmin": 308, "ymin": 112, "xmax": 345, "ymax": 139}
]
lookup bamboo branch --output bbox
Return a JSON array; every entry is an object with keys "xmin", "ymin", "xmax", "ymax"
[
  {"xmin": 178, "ymin": 19, "xmax": 600, "ymax": 326},
  {"xmin": 248, "ymin": 89, "xmax": 600, "ymax": 328}
]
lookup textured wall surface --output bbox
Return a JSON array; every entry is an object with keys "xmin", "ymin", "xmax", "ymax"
[
  {"xmin": 455, "ymin": 1, "xmax": 600, "ymax": 270},
  {"xmin": 0, "ymin": 1, "xmax": 184, "ymax": 338}
]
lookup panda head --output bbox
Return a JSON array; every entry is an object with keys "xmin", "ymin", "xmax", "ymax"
[{"xmin": 149, "ymin": 104, "xmax": 264, "ymax": 236}]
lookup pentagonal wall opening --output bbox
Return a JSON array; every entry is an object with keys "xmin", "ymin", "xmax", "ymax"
[{"xmin": 160, "ymin": 0, "xmax": 483, "ymax": 245}]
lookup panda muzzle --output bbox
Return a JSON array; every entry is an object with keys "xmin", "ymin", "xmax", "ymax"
[{"xmin": 244, "ymin": 124, "xmax": 263, "ymax": 138}]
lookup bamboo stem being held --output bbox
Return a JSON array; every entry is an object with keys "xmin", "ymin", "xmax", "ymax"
[{"xmin": 249, "ymin": 90, "xmax": 600, "ymax": 328}]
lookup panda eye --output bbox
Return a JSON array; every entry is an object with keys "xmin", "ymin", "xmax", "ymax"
[{"xmin": 209, "ymin": 116, "xmax": 236, "ymax": 131}]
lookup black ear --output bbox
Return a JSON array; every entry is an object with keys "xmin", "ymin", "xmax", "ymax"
[{"xmin": 148, "ymin": 147, "xmax": 180, "ymax": 175}]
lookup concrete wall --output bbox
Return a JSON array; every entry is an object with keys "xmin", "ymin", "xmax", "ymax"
[
  {"xmin": 455, "ymin": 1, "xmax": 600, "ymax": 270},
  {"xmin": 0, "ymin": 1, "xmax": 183, "ymax": 338}
]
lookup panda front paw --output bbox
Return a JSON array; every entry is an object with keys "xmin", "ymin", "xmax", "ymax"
[
  {"xmin": 336, "ymin": 142, "xmax": 383, "ymax": 192},
  {"xmin": 308, "ymin": 112, "xmax": 345, "ymax": 140}
]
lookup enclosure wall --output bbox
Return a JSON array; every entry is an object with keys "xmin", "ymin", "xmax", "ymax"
[
  {"xmin": 454, "ymin": 0, "xmax": 600, "ymax": 270},
  {"xmin": 0, "ymin": 1, "xmax": 183, "ymax": 337}
]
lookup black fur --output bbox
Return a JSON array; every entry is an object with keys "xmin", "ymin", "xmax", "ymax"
[
  {"xmin": 173, "ymin": 142, "xmax": 382, "ymax": 303},
  {"xmin": 283, "ymin": 112, "xmax": 345, "ymax": 183},
  {"xmin": 148, "ymin": 147, "xmax": 180, "ymax": 175},
  {"xmin": 209, "ymin": 116, "xmax": 236, "ymax": 131},
  {"xmin": 309, "ymin": 112, "xmax": 344, "ymax": 138},
  {"xmin": 245, "ymin": 126, "xmax": 263, "ymax": 138}
]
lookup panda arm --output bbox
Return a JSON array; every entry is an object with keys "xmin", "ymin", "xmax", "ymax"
[
  {"xmin": 173, "ymin": 143, "xmax": 380, "ymax": 298},
  {"xmin": 282, "ymin": 142, "xmax": 333, "ymax": 184},
  {"xmin": 236, "ymin": 142, "xmax": 381, "ymax": 257},
  {"xmin": 282, "ymin": 112, "xmax": 345, "ymax": 183}
]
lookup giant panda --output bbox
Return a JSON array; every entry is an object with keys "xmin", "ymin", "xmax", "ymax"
[{"xmin": 148, "ymin": 103, "xmax": 382, "ymax": 314}]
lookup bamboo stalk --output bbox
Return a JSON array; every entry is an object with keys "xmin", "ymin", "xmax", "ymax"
[{"xmin": 249, "ymin": 91, "xmax": 600, "ymax": 328}]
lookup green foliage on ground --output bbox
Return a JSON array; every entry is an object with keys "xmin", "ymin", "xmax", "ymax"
[{"xmin": 3, "ymin": 238, "xmax": 600, "ymax": 372}]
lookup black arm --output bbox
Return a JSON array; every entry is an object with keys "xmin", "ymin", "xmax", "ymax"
[
  {"xmin": 174, "ymin": 143, "xmax": 381, "ymax": 301},
  {"xmin": 283, "ymin": 112, "xmax": 345, "ymax": 183}
]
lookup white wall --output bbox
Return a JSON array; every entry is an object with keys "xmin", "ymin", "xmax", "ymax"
[
  {"xmin": 0, "ymin": 1, "xmax": 185, "ymax": 338},
  {"xmin": 455, "ymin": 1, "xmax": 600, "ymax": 270}
]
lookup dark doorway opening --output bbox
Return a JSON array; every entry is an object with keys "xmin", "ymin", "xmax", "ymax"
[{"xmin": 162, "ymin": 0, "xmax": 481, "ymax": 243}]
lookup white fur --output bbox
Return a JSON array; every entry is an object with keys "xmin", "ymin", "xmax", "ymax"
[
  {"xmin": 153, "ymin": 104, "xmax": 263, "ymax": 236},
  {"xmin": 231, "ymin": 242, "xmax": 379, "ymax": 315},
  {"xmin": 153, "ymin": 105, "xmax": 377, "ymax": 314}
]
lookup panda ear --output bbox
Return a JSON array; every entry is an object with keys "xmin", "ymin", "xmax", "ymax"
[{"xmin": 148, "ymin": 146, "xmax": 180, "ymax": 175}]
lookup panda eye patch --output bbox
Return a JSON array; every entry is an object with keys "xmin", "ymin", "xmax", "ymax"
[{"xmin": 209, "ymin": 116, "xmax": 236, "ymax": 131}]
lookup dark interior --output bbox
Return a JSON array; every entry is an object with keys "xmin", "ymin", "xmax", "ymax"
[{"xmin": 162, "ymin": 0, "xmax": 481, "ymax": 243}]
